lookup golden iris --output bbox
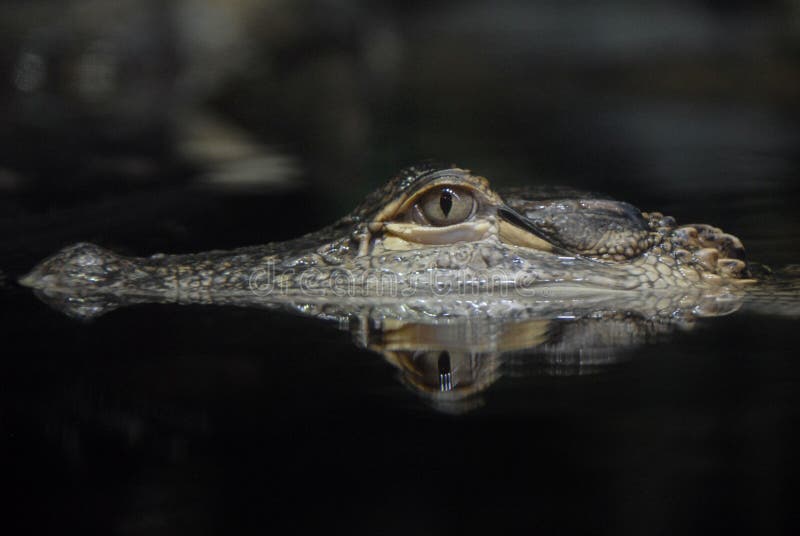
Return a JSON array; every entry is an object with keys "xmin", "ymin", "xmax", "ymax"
[{"xmin": 412, "ymin": 186, "xmax": 476, "ymax": 226}]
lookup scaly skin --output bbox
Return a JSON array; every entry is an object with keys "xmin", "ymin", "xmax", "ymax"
[{"xmin": 20, "ymin": 165, "xmax": 752, "ymax": 318}]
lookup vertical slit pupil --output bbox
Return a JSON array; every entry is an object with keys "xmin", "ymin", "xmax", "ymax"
[{"xmin": 440, "ymin": 189, "xmax": 453, "ymax": 217}]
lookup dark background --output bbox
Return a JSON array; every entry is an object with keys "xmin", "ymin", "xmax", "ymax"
[{"xmin": 1, "ymin": 1, "xmax": 799, "ymax": 534}]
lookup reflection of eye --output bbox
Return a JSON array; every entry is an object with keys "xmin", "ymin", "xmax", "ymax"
[{"xmin": 412, "ymin": 186, "xmax": 476, "ymax": 226}]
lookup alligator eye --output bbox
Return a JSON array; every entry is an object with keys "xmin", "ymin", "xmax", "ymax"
[{"xmin": 413, "ymin": 186, "xmax": 475, "ymax": 226}]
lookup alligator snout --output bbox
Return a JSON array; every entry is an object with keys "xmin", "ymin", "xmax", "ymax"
[{"xmin": 20, "ymin": 243, "xmax": 132, "ymax": 293}]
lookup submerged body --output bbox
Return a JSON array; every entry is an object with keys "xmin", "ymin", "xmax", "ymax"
[{"xmin": 20, "ymin": 164, "xmax": 751, "ymax": 309}]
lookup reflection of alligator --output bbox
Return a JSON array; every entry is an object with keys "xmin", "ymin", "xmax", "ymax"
[
  {"xmin": 18, "ymin": 165, "xmax": 799, "ymax": 412},
  {"xmin": 352, "ymin": 288, "xmax": 745, "ymax": 413}
]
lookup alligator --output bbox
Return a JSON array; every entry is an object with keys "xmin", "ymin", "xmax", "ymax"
[
  {"xmin": 20, "ymin": 164, "xmax": 752, "ymax": 313},
  {"xmin": 19, "ymin": 164, "xmax": 800, "ymax": 412}
]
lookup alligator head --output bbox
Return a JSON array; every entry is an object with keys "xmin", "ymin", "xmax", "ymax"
[{"xmin": 20, "ymin": 164, "xmax": 751, "ymax": 312}]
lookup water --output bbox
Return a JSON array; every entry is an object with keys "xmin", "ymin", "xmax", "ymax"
[
  {"xmin": 3, "ymin": 176, "xmax": 799, "ymax": 534},
  {"xmin": 2, "ymin": 1, "xmax": 800, "ymax": 533}
]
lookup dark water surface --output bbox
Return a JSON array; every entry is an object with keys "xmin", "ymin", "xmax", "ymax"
[
  {"xmin": 3, "ymin": 174, "xmax": 800, "ymax": 534},
  {"xmin": 2, "ymin": 1, "xmax": 800, "ymax": 533}
]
